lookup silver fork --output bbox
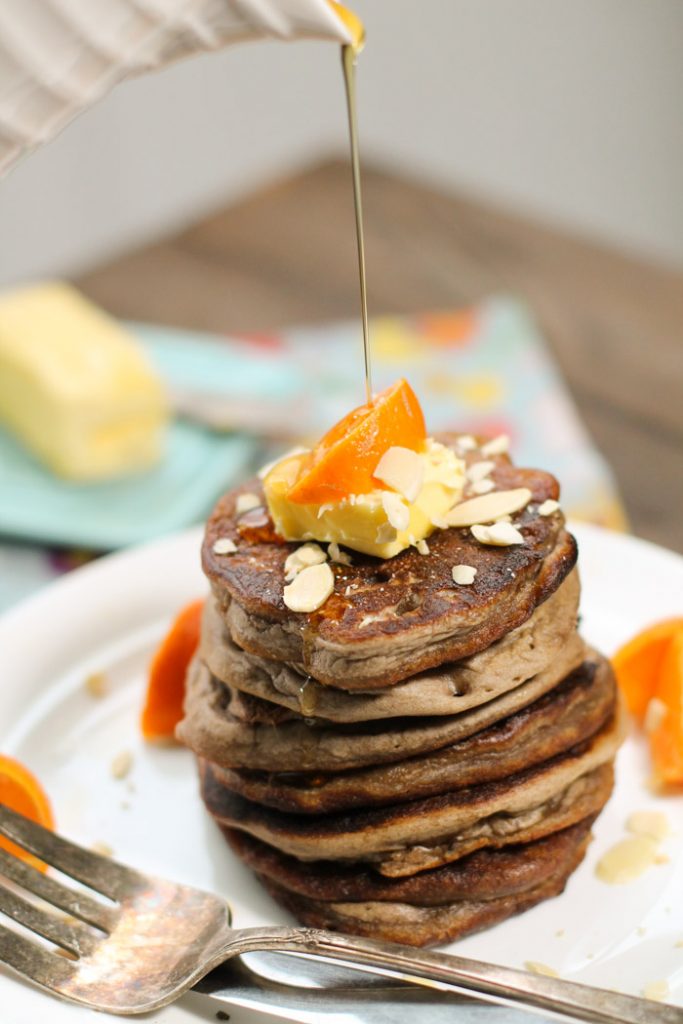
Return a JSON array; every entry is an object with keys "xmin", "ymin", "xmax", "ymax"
[{"xmin": 0, "ymin": 804, "xmax": 679, "ymax": 1023}]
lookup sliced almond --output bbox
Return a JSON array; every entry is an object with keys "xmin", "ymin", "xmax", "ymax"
[
  {"xmin": 446, "ymin": 488, "xmax": 532, "ymax": 527},
  {"xmin": 84, "ymin": 671, "xmax": 110, "ymax": 698},
  {"xmin": 481, "ymin": 434, "xmax": 509, "ymax": 457},
  {"xmin": 328, "ymin": 541, "xmax": 352, "ymax": 566},
  {"xmin": 471, "ymin": 522, "xmax": 525, "ymax": 546},
  {"xmin": 626, "ymin": 811, "xmax": 670, "ymax": 842},
  {"xmin": 283, "ymin": 562, "xmax": 334, "ymax": 613},
  {"xmin": 91, "ymin": 841, "xmax": 113, "ymax": 857},
  {"xmin": 524, "ymin": 962, "xmax": 559, "ymax": 979},
  {"xmin": 381, "ymin": 491, "xmax": 410, "ymax": 531},
  {"xmin": 111, "ymin": 750, "xmax": 133, "ymax": 780},
  {"xmin": 452, "ymin": 564, "xmax": 477, "ymax": 585},
  {"xmin": 374, "ymin": 446, "xmax": 424, "ymax": 503},
  {"xmin": 213, "ymin": 537, "xmax": 237, "ymax": 555},
  {"xmin": 471, "ymin": 478, "xmax": 495, "ymax": 495},
  {"xmin": 416, "ymin": 539, "xmax": 430, "ymax": 555},
  {"xmin": 284, "ymin": 543, "xmax": 327, "ymax": 581},
  {"xmin": 538, "ymin": 499, "xmax": 560, "ymax": 516},
  {"xmin": 455, "ymin": 434, "xmax": 477, "ymax": 452},
  {"xmin": 466, "ymin": 460, "xmax": 495, "ymax": 482},
  {"xmin": 642, "ymin": 980, "xmax": 669, "ymax": 1003},
  {"xmin": 376, "ymin": 522, "xmax": 398, "ymax": 544},
  {"xmin": 235, "ymin": 492, "xmax": 261, "ymax": 515}
]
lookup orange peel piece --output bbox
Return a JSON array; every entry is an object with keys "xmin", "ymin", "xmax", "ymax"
[
  {"xmin": 611, "ymin": 617, "xmax": 683, "ymax": 722},
  {"xmin": 0, "ymin": 755, "xmax": 55, "ymax": 872},
  {"xmin": 287, "ymin": 379, "xmax": 426, "ymax": 505},
  {"xmin": 649, "ymin": 627, "xmax": 683, "ymax": 786},
  {"xmin": 142, "ymin": 599, "xmax": 204, "ymax": 741}
]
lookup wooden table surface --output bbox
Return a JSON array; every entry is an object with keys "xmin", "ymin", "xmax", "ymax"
[{"xmin": 77, "ymin": 160, "xmax": 683, "ymax": 554}]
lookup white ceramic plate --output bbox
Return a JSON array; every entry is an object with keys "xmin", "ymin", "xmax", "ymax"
[{"xmin": 0, "ymin": 522, "xmax": 682, "ymax": 1024}]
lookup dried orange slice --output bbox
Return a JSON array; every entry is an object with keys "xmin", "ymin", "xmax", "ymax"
[
  {"xmin": 142, "ymin": 599, "xmax": 204, "ymax": 741},
  {"xmin": 287, "ymin": 379, "xmax": 426, "ymax": 505},
  {"xmin": 0, "ymin": 755, "xmax": 55, "ymax": 872}
]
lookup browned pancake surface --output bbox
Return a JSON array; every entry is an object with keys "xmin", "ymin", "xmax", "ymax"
[
  {"xmin": 199, "ymin": 711, "xmax": 621, "ymax": 867},
  {"xmin": 200, "ymin": 568, "xmax": 581, "ymax": 721},
  {"xmin": 260, "ymin": 832, "xmax": 590, "ymax": 947},
  {"xmin": 211, "ymin": 656, "xmax": 616, "ymax": 813},
  {"xmin": 223, "ymin": 817, "xmax": 594, "ymax": 905},
  {"xmin": 203, "ymin": 439, "xmax": 576, "ymax": 687},
  {"xmin": 179, "ymin": 640, "xmax": 590, "ymax": 773}
]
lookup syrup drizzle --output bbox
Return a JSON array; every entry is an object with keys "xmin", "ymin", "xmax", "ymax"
[{"xmin": 341, "ymin": 39, "xmax": 372, "ymax": 404}]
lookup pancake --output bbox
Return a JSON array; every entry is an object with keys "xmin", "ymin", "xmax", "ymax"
[
  {"xmin": 179, "ymin": 638, "xmax": 592, "ymax": 773},
  {"xmin": 223, "ymin": 816, "xmax": 596, "ymax": 905},
  {"xmin": 201, "ymin": 568, "xmax": 581, "ymax": 721},
  {"xmin": 261, "ymin": 848, "xmax": 588, "ymax": 948},
  {"xmin": 239, "ymin": 819, "xmax": 595, "ymax": 946},
  {"xmin": 199, "ymin": 708, "xmax": 622, "ymax": 871},
  {"xmin": 203, "ymin": 439, "xmax": 578, "ymax": 688},
  {"xmin": 209, "ymin": 656, "xmax": 616, "ymax": 813}
]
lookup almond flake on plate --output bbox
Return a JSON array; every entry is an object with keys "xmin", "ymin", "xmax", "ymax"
[
  {"xmin": 213, "ymin": 537, "xmax": 237, "ymax": 555},
  {"xmin": 481, "ymin": 434, "xmax": 509, "ymax": 457},
  {"xmin": 284, "ymin": 543, "xmax": 327, "ymax": 581},
  {"xmin": 471, "ymin": 522, "xmax": 525, "ymax": 546},
  {"xmin": 283, "ymin": 562, "xmax": 334, "ymax": 613},
  {"xmin": 381, "ymin": 491, "xmax": 410, "ymax": 531},
  {"xmin": 374, "ymin": 446, "xmax": 424, "ymax": 503},
  {"xmin": 642, "ymin": 980, "xmax": 669, "ymax": 1002},
  {"xmin": 446, "ymin": 488, "xmax": 532, "ymax": 528},
  {"xmin": 110, "ymin": 750, "xmax": 133, "ymax": 780},
  {"xmin": 91, "ymin": 841, "xmax": 114, "ymax": 857},
  {"xmin": 84, "ymin": 671, "xmax": 110, "ymax": 698},
  {"xmin": 626, "ymin": 811, "xmax": 670, "ymax": 842},
  {"xmin": 466, "ymin": 460, "xmax": 495, "ymax": 482},
  {"xmin": 471, "ymin": 478, "xmax": 495, "ymax": 495},
  {"xmin": 538, "ymin": 499, "xmax": 560, "ymax": 516},
  {"xmin": 452, "ymin": 564, "xmax": 477, "ymax": 585},
  {"xmin": 524, "ymin": 962, "xmax": 559, "ymax": 978},
  {"xmin": 235, "ymin": 492, "xmax": 261, "ymax": 515}
]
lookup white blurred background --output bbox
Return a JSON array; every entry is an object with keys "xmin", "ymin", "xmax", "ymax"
[{"xmin": 1, "ymin": 0, "xmax": 681, "ymax": 286}]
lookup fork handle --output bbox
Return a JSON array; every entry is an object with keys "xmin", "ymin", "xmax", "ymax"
[{"xmin": 223, "ymin": 926, "xmax": 680, "ymax": 1024}]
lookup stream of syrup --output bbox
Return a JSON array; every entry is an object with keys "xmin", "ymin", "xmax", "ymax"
[{"xmin": 335, "ymin": 5, "xmax": 372, "ymax": 404}]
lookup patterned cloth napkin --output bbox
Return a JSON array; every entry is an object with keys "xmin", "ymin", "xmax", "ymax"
[{"xmin": 0, "ymin": 297, "xmax": 626, "ymax": 612}]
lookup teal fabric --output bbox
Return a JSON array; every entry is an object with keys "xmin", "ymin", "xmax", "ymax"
[{"xmin": 0, "ymin": 321, "xmax": 261, "ymax": 549}]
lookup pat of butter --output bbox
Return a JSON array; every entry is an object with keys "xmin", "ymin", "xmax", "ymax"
[
  {"xmin": 0, "ymin": 282, "xmax": 168, "ymax": 479},
  {"xmin": 264, "ymin": 439, "xmax": 465, "ymax": 558}
]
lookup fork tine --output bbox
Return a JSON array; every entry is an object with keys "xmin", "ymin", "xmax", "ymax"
[
  {"xmin": 0, "ymin": 804, "xmax": 142, "ymax": 901},
  {"xmin": 0, "ymin": 881, "xmax": 99, "ymax": 957},
  {"xmin": 0, "ymin": 919, "xmax": 76, "ymax": 990},
  {"xmin": 0, "ymin": 849, "xmax": 115, "ymax": 932}
]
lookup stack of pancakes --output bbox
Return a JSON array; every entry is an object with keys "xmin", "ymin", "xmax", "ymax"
[{"xmin": 178, "ymin": 436, "xmax": 623, "ymax": 947}]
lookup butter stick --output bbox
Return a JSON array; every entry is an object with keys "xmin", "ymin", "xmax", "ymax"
[{"xmin": 0, "ymin": 282, "xmax": 168, "ymax": 479}]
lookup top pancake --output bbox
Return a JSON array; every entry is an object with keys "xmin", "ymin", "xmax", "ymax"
[{"xmin": 203, "ymin": 436, "xmax": 576, "ymax": 688}]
